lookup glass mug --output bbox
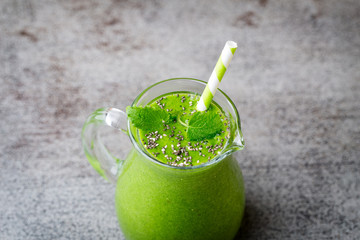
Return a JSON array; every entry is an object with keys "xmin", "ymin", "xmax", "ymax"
[{"xmin": 82, "ymin": 78, "xmax": 245, "ymax": 240}]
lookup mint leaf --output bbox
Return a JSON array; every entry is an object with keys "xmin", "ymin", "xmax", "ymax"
[
  {"xmin": 187, "ymin": 111, "xmax": 223, "ymax": 141},
  {"xmin": 126, "ymin": 106, "xmax": 170, "ymax": 131}
]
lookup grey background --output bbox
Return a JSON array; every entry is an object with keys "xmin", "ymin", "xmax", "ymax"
[{"xmin": 1, "ymin": 0, "xmax": 359, "ymax": 239}]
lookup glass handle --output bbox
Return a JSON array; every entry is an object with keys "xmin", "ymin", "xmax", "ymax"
[{"xmin": 81, "ymin": 107, "xmax": 128, "ymax": 184}]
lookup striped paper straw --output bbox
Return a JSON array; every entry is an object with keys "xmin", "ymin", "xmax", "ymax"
[{"xmin": 196, "ymin": 41, "xmax": 237, "ymax": 111}]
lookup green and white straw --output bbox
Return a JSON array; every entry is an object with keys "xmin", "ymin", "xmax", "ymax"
[{"xmin": 196, "ymin": 41, "xmax": 237, "ymax": 111}]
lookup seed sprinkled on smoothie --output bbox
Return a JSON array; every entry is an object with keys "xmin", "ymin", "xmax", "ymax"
[{"xmin": 130, "ymin": 92, "xmax": 231, "ymax": 166}]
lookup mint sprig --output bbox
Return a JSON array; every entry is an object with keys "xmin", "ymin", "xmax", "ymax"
[
  {"xmin": 186, "ymin": 111, "xmax": 223, "ymax": 141},
  {"xmin": 126, "ymin": 106, "xmax": 223, "ymax": 141},
  {"xmin": 126, "ymin": 106, "xmax": 171, "ymax": 131}
]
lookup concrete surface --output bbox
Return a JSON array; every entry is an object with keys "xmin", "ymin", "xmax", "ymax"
[{"xmin": 1, "ymin": 0, "xmax": 359, "ymax": 239}]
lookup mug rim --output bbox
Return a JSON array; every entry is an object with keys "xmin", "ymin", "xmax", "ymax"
[{"xmin": 128, "ymin": 78, "xmax": 242, "ymax": 170}]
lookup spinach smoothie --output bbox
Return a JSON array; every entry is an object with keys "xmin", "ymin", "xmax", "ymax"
[{"xmin": 114, "ymin": 91, "xmax": 245, "ymax": 240}]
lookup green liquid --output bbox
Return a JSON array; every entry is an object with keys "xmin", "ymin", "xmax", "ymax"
[
  {"xmin": 139, "ymin": 93, "xmax": 230, "ymax": 167},
  {"xmin": 116, "ymin": 150, "xmax": 245, "ymax": 240},
  {"xmin": 115, "ymin": 92, "xmax": 245, "ymax": 240}
]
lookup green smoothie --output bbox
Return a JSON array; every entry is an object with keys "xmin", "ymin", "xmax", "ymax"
[
  {"xmin": 138, "ymin": 92, "xmax": 230, "ymax": 167},
  {"xmin": 115, "ymin": 91, "xmax": 245, "ymax": 240},
  {"xmin": 115, "ymin": 149, "xmax": 245, "ymax": 240}
]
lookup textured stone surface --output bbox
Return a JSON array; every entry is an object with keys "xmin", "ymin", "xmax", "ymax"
[{"xmin": 1, "ymin": 0, "xmax": 359, "ymax": 239}]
